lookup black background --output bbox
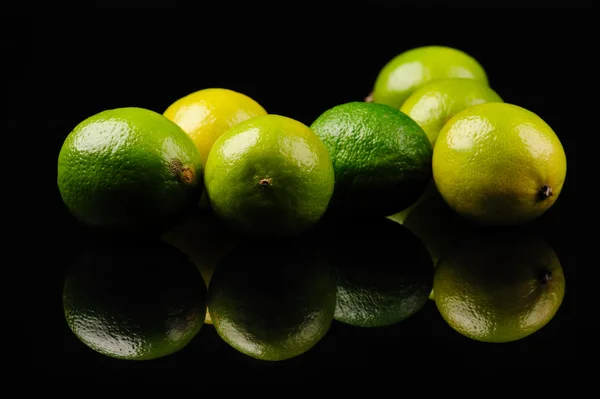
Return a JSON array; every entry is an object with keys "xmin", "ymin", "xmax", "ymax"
[{"xmin": 13, "ymin": 1, "xmax": 585, "ymax": 383}]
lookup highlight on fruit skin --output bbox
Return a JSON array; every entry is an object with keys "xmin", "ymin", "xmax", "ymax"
[
  {"xmin": 371, "ymin": 45, "xmax": 489, "ymax": 109},
  {"xmin": 57, "ymin": 107, "xmax": 204, "ymax": 235},
  {"xmin": 163, "ymin": 88, "xmax": 267, "ymax": 168},
  {"xmin": 204, "ymin": 114, "xmax": 335, "ymax": 238},
  {"xmin": 432, "ymin": 102, "xmax": 567, "ymax": 226}
]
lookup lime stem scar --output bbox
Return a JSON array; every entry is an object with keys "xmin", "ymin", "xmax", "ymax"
[
  {"xmin": 540, "ymin": 270, "xmax": 552, "ymax": 284},
  {"xmin": 259, "ymin": 178, "xmax": 272, "ymax": 187},
  {"xmin": 181, "ymin": 168, "xmax": 194, "ymax": 184},
  {"xmin": 538, "ymin": 185, "xmax": 552, "ymax": 200}
]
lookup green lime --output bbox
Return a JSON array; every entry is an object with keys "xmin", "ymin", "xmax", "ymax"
[
  {"xmin": 400, "ymin": 78, "xmax": 503, "ymax": 145},
  {"xmin": 372, "ymin": 46, "xmax": 489, "ymax": 109},
  {"xmin": 433, "ymin": 103, "xmax": 567, "ymax": 225},
  {"xmin": 310, "ymin": 101, "xmax": 432, "ymax": 216},
  {"xmin": 57, "ymin": 107, "xmax": 203, "ymax": 234},
  {"xmin": 63, "ymin": 238, "xmax": 206, "ymax": 360},
  {"xmin": 207, "ymin": 239, "xmax": 336, "ymax": 361},
  {"xmin": 204, "ymin": 114, "xmax": 334, "ymax": 237}
]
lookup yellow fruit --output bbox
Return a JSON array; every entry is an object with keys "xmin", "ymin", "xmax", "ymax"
[
  {"xmin": 433, "ymin": 103, "xmax": 567, "ymax": 225},
  {"xmin": 163, "ymin": 88, "xmax": 267, "ymax": 167}
]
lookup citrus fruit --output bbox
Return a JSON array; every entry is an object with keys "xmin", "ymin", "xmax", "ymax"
[
  {"xmin": 204, "ymin": 114, "xmax": 334, "ymax": 237},
  {"xmin": 163, "ymin": 88, "xmax": 267, "ymax": 167},
  {"xmin": 162, "ymin": 209, "xmax": 243, "ymax": 325},
  {"xmin": 63, "ymin": 237, "xmax": 206, "ymax": 360},
  {"xmin": 57, "ymin": 107, "xmax": 203, "ymax": 234},
  {"xmin": 372, "ymin": 46, "xmax": 489, "ymax": 109},
  {"xmin": 400, "ymin": 78, "xmax": 503, "ymax": 145},
  {"xmin": 388, "ymin": 182, "xmax": 477, "ymax": 301},
  {"xmin": 313, "ymin": 217, "xmax": 433, "ymax": 327},
  {"xmin": 433, "ymin": 102, "xmax": 567, "ymax": 225},
  {"xmin": 207, "ymin": 239, "xmax": 337, "ymax": 361},
  {"xmin": 434, "ymin": 230, "xmax": 565, "ymax": 343},
  {"xmin": 310, "ymin": 102, "xmax": 432, "ymax": 216}
]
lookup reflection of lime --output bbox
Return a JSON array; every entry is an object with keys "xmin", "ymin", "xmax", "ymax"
[
  {"xmin": 314, "ymin": 217, "xmax": 433, "ymax": 327},
  {"xmin": 434, "ymin": 230, "xmax": 565, "ymax": 343},
  {"xmin": 207, "ymin": 239, "xmax": 336, "ymax": 361},
  {"xmin": 205, "ymin": 115, "xmax": 335, "ymax": 237},
  {"xmin": 162, "ymin": 210, "xmax": 242, "ymax": 325},
  {"xmin": 388, "ymin": 182, "xmax": 476, "ymax": 300},
  {"xmin": 63, "ymin": 238, "xmax": 206, "ymax": 360}
]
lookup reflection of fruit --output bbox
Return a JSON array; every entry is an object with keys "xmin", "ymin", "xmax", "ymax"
[
  {"xmin": 57, "ymin": 107, "xmax": 203, "ymax": 234},
  {"xmin": 434, "ymin": 230, "xmax": 565, "ymax": 343},
  {"xmin": 372, "ymin": 46, "xmax": 489, "ymax": 109},
  {"xmin": 205, "ymin": 114, "xmax": 334, "ymax": 237},
  {"xmin": 313, "ymin": 217, "xmax": 433, "ymax": 327},
  {"xmin": 162, "ymin": 210, "xmax": 242, "ymax": 325},
  {"xmin": 163, "ymin": 88, "xmax": 267, "ymax": 167},
  {"xmin": 433, "ymin": 103, "xmax": 567, "ymax": 225},
  {"xmin": 310, "ymin": 102, "xmax": 432, "ymax": 216},
  {"xmin": 400, "ymin": 78, "xmax": 503, "ymax": 146},
  {"xmin": 207, "ymin": 239, "xmax": 336, "ymax": 361},
  {"xmin": 389, "ymin": 182, "xmax": 477, "ymax": 301},
  {"xmin": 63, "ymin": 238, "xmax": 206, "ymax": 360}
]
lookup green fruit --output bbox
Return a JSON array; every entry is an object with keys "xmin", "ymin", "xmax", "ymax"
[
  {"xmin": 400, "ymin": 78, "xmax": 503, "ymax": 146},
  {"xmin": 433, "ymin": 103, "xmax": 567, "ymax": 225},
  {"xmin": 434, "ymin": 229, "xmax": 565, "ymax": 343},
  {"xmin": 310, "ymin": 102, "xmax": 432, "ymax": 216},
  {"xmin": 63, "ymin": 238, "xmax": 206, "ymax": 360},
  {"xmin": 372, "ymin": 46, "xmax": 489, "ymax": 109},
  {"xmin": 204, "ymin": 114, "xmax": 335, "ymax": 237},
  {"xmin": 314, "ymin": 217, "xmax": 433, "ymax": 327},
  {"xmin": 207, "ymin": 239, "xmax": 337, "ymax": 361},
  {"xmin": 57, "ymin": 107, "xmax": 203, "ymax": 234}
]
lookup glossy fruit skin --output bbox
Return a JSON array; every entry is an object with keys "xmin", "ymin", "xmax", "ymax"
[
  {"xmin": 310, "ymin": 102, "xmax": 432, "ymax": 217},
  {"xmin": 434, "ymin": 231, "xmax": 565, "ymax": 343},
  {"xmin": 207, "ymin": 240, "xmax": 337, "ymax": 361},
  {"xmin": 163, "ymin": 88, "xmax": 267, "ymax": 167},
  {"xmin": 372, "ymin": 46, "xmax": 489, "ymax": 109},
  {"xmin": 57, "ymin": 107, "xmax": 203, "ymax": 234},
  {"xmin": 400, "ymin": 78, "xmax": 503, "ymax": 146},
  {"xmin": 433, "ymin": 103, "xmax": 567, "ymax": 226},
  {"xmin": 63, "ymin": 239, "xmax": 206, "ymax": 360},
  {"xmin": 313, "ymin": 217, "xmax": 434, "ymax": 328},
  {"xmin": 204, "ymin": 114, "xmax": 335, "ymax": 237}
]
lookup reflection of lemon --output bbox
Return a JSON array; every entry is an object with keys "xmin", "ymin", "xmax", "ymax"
[
  {"xmin": 163, "ymin": 88, "xmax": 267, "ymax": 167},
  {"xmin": 162, "ymin": 210, "xmax": 242, "ymax": 325},
  {"xmin": 434, "ymin": 230, "xmax": 565, "ymax": 343}
]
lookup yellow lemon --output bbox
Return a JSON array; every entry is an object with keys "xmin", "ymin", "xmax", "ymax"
[{"xmin": 163, "ymin": 88, "xmax": 267, "ymax": 167}]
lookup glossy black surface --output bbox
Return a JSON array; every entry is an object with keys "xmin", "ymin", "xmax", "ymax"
[{"xmin": 21, "ymin": 3, "xmax": 585, "ymax": 381}]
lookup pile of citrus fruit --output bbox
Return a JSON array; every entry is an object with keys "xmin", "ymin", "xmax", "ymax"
[{"xmin": 58, "ymin": 45, "xmax": 567, "ymax": 362}]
